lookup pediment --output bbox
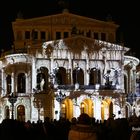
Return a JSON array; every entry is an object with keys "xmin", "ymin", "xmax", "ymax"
[{"xmin": 13, "ymin": 11, "xmax": 118, "ymax": 29}]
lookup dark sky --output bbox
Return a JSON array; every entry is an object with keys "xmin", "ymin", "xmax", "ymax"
[{"xmin": 0, "ymin": 0, "xmax": 139, "ymax": 58}]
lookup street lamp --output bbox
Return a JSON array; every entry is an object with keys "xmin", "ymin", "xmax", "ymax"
[
  {"xmin": 8, "ymin": 93, "xmax": 17, "ymax": 119},
  {"xmin": 126, "ymin": 92, "xmax": 137, "ymax": 116},
  {"xmin": 56, "ymin": 90, "xmax": 66, "ymax": 118},
  {"xmin": 33, "ymin": 98, "xmax": 42, "ymax": 120}
]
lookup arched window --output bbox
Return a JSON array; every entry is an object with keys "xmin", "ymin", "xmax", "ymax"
[
  {"xmin": 17, "ymin": 105, "xmax": 25, "ymax": 122},
  {"xmin": 73, "ymin": 68, "xmax": 84, "ymax": 85},
  {"xmin": 36, "ymin": 67, "xmax": 48, "ymax": 91},
  {"xmin": 55, "ymin": 67, "xmax": 66, "ymax": 85},
  {"xmin": 6, "ymin": 75, "xmax": 11, "ymax": 94},
  {"xmin": 17, "ymin": 73, "xmax": 26, "ymax": 93},
  {"xmin": 89, "ymin": 68, "xmax": 101, "ymax": 85}
]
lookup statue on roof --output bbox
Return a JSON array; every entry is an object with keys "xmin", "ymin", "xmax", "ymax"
[{"xmin": 17, "ymin": 11, "xmax": 23, "ymax": 19}]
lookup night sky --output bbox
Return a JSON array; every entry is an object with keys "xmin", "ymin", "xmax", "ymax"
[{"xmin": 0, "ymin": 0, "xmax": 139, "ymax": 58}]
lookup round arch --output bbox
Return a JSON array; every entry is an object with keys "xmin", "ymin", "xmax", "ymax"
[
  {"xmin": 17, "ymin": 105, "xmax": 25, "ymax": 122},
  {"xmin": 80, "ymin": 98, "xmax": 94, "ymax": 117},
  {"xmin": 63, "ymin": 98, "xmax": 73, "ymax": 120}
]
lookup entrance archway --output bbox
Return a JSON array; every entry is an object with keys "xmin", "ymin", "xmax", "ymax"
[
  {"xmin": 63, "ymin": 99, "xmax": 73, "ymax": 120},
  {"xmin": 80, "ymin": 99, "xmax": 94, "ymax": 117},
  {"xmin": 17, "ymin": 105, "xmax": 25, "ymax": 121}
]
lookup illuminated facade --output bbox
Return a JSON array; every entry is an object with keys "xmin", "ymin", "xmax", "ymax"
[{"xmin": 0, "ymin": 9, "xmax": 139, "ymax": 122}]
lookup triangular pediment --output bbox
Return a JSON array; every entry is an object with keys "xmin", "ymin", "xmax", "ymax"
[{"xmin": 13, "ymin": 11, "xmax": 118, "ymax": 29}]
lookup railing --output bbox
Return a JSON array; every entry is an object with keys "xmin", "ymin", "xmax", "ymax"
[{"xmin": 57, "ymin": 84, "xmax": 116, "ymax": 90}]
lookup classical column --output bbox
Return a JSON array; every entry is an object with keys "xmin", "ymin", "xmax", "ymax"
[
  {"xmin": 86, "ymin": 58, "xmax": 90, "ymax": 85},
  {"xmin": 68, "ymin": 52, "xmax": 72, "ymax": 84},
  {"xmin": 1, "ymin": 68, "xmax": 5, "ymax": 96},
  {"xmin": 11, "ymin": 72, "xmax": 14, "ymax": 93},
  {"xmin": 32, "ymin": 57, "xmax": 36, "ymax": 92}
]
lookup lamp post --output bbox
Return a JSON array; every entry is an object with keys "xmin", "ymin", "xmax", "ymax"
[
  {"xmin": 127, "ymin": 92, "xmax": 137, "ymax": 116},
  {"xmin": 8, "ymin": 93, "xmax": 17, "ymax": 119},
  {"xmin": 56, "ymin": 90, "xmax": 66, "ymax": 118},
  {"xmin": 33, "ymin": 98, "xmax": 42, "ymax": 120}
]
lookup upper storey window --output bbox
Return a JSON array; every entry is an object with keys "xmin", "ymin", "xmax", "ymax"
[
  {"xmin": 16, "ymin": 31, "xmax": 22, "ymax": 40},
  {"xmin": 94, "ymin": 32, "xmax": 99, "ymax": 39},
  {"xmin": 25, "ymin": 31, "xmax": 30, "ymax": 39},
  {"xmin": 41, "ymin": 31, "xmax": 46, "ymax": 40},
  {"xmin": 64, "ymin": 32, "xmax": 69, "ymax": 38},
  {"xmin": 32, "ymin": 30, "xmax": 38, "ymax": 40},
  {"xmin": 55, "ymin": 67, "xmax": 66, "ymax": 85},
  {"xmin": 17, "ymin": 73, "xmax": 26, "ymax": 93},
  {"xmin": 101, "ymin": 33, "xmax": 106, "ymax": 41},
  {"xmin": 89, "ymin": 68, "xmax": 101, "ymax": 85},
  {"xmin": 36, "ymin": 67, "xmax": 49, "ymax": 91},
  {"xmin": 56, "ymin": 32, "xmax": 61, "ymax": 40},
  {"xmin": 6, "ymin": 75, "xmax": 11, "ymax": 94},
  {"xmin": 86, "ymin": 30, "xmax": 91, "ymax": 38}
]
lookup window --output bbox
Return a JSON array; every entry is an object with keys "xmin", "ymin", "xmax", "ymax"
[
  {"xmin": 86, "ymin": 30, "xmax": 91, "ymax": 37},
  {"xmin": 41, "ymin": 31, "xmax": 46, "ymax": 40},
  {"xmin": 25, "ymin": 31, "xmax": 30, "ymax": 39},
  {"xmin": 55, "ymin": 67, "xmax": 66, "ymax": 85},
  {"xmin": 56, "ymin": 32, "xmax": 61, "ymax": 40},
  {"xmin": 101, "ymin": 33, "xmax": 106, "ymax": 41},
  {"xmin": 17, "ymin": 73, "xmax": 26, "ymax": 93},
  {"xmin": 94, "ymin": 32, "xmax": 99, "ymax": 39},
  {"xmin": 36, "ymin": 67, "xmax": 49, "ymax": 91},
  {"xmin": 32, "ymin": 30, "xmax": 38, "ymax": 40},
  {"xmin": 89, "ymin": 68, "xmax": 101, "ymax": 85},
  {"xmin": 6, "ymin": 75, "xmax": 11, "ymax": 94},
  {"xmin": 16, "ymin": 31, "xmax": 22, "ymax": 40},
  {"xmin": 63, "ymin": 32, "xmax": 69, "ymax": 38},
  {"xmin": 73, "ymin": 68, "xmax": 84, "ymax": 85}
]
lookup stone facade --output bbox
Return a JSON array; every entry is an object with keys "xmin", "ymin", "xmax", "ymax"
[{"xmin": 0, "ymin": 9, "xmax": 139, "ymax": 123}]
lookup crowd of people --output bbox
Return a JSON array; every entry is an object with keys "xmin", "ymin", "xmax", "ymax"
[{"xmin": 0, "ymin": 113, "xmax": 140, "ymax": 140}]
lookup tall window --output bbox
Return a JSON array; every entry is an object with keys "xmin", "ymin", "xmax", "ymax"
[
  {"xmin": 36, "ymin": 67, "xmax": 48, "ymax": 91},
  {"xmin": 55, "ymin": 67, "xmax": 66, "ymax": 85},
  {"xmin": 56, "ymin": 32, "xmax": 61, "ymax": 40},
  {"xmin": 94, "ymin": 32, "xmax": 99, "ymax": 39},
  {"xmin": 17, "ymin": 73, "xmax": 26, "ymax": 93},
  {"xmin": 101, "ymin": 33, "xmax": 106, "ymax": 41},
  {"xmin": 25, "ymin": 31, "xmax": 30, "ymax": 39},
  {"xmin": 6, "ymin": 75, "xmax": 11, "ymax": 94},
  {"xmin": 63, "ymin": 32, "xmax": 69, "ymax": 38},
  {"xmin": 16, "ymin": 31, "xmax": 22, "ymax": 40},
  {"xmin": 73, "ymin": 68, "xmax": 84, "ymax": 85},
  {"xmin": 89, "ymin": 68, "xmax": 101, "ymax": 85},
  {"xmin": 41, "ymin": 31, "xmax": 46, "ymax": 40}
]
